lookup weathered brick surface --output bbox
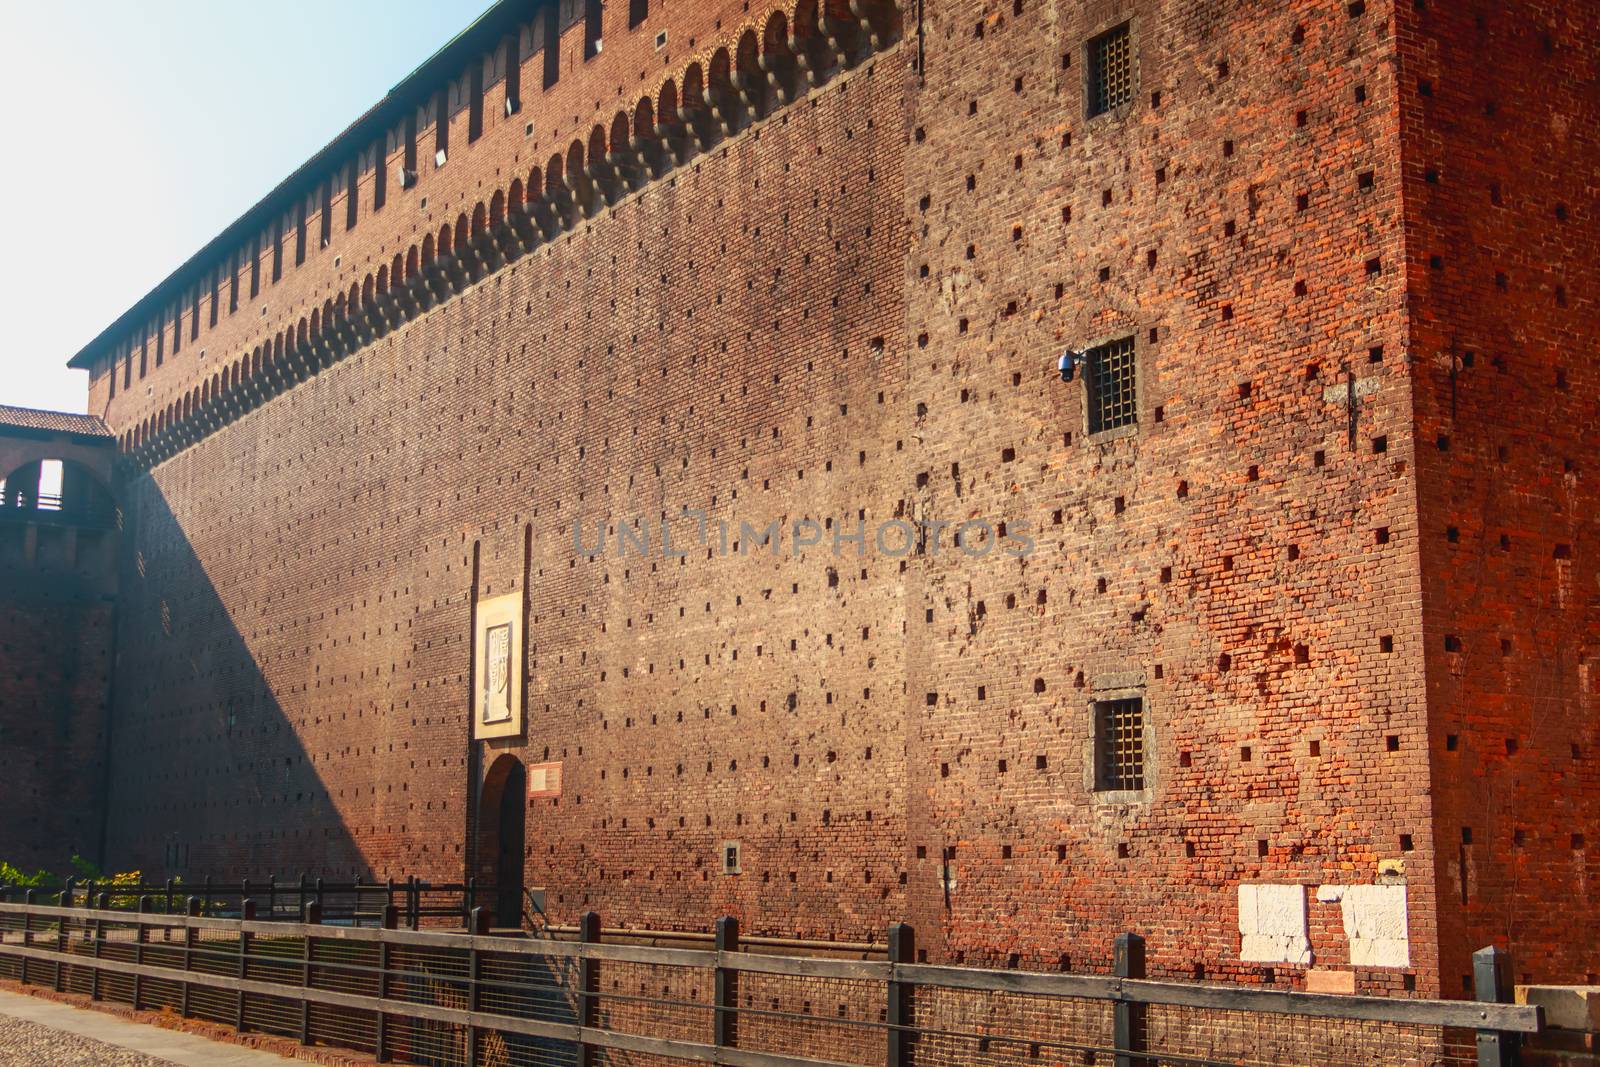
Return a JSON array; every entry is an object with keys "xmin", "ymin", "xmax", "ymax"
[
  {"xmin": 0, "ymin": 429, "xmax": 118, "ymax": 873},
  {"xmin": 0, "ymin": 585, "xmax": 114, "ymax": 871},
  {"xmin": 51, "ymin": 0, "xmax": 1596, "ymax": 1014},
  {"xmin": 1394, "ymin": 0, "xmax": 1600, "ymax": 991},
  {"xmin": 899, "ymin": 0, "xmax": 1435, "ymax": 991}
]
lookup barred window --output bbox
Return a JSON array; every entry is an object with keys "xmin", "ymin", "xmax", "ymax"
[
  {"xmin": 1088, "ymin": 23, "xmax": 1133, "ymax": 117},
  {"xmin": 1086, "ymin": 336, "xmax": 1138, "ymax": 433},
  {"xmin": 1095, "ymin": 698, "xmax": 1146, "ymax": 791}
]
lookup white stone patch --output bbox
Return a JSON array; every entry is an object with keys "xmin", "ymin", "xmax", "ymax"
[
  {"xmin": 1341, "ymin": 885, "xmax": 1410, "ymax": 968},
  {"xmin": 1315, "ymin": 885, "xmax": 1346, "ymax": 903},
  {"xmin": 1238, "ymin": 884, "xmax": 1312, "ymax": 965}
]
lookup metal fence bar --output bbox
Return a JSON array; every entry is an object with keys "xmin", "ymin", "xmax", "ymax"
[
  {"xmin": 374, "ymin": 903, "xmax": 396, "ymax": 1063},
  {"xmin": 89, "ymin": 894, "xmax": 107, "ymax": 1002},
  {"xmin": 235, "ymin": 898, "xmax": 253, "ymax": 1032},
  {"xmin": 52, "ymin": 891, "xmax": 67, "ymax": 993},
  {"xmin": 715, "ymin": 915, "xmax": 740, "ymax": 1050},
  {"xmin": 299, "ymin": 899, "xmax": 320, "ymax": 1045},
  {"xmin": 180, "ymin": 896, "xmax": 199, "ymax": 1018},
  {"xmin": 131, "ymin": 896, "xmax": 148, "ymax": 1011},
  {"xmin": 578, "ymin": 911, "xmax": 600, "ymax": 1067},
  {"xmin": 1476, "ymin": 945, "xmax": 1519, "ymax": 1067},
  {"xmin": 467, "ymin": 905, "xmax": 488, "ymax": 1067},
  {"xmin": 885, "ymin": 923, "xmax": 913, "ymax": 1067},
  {"xmin": 1114, "ymin": 931, "xmax": 1147, "ymax": 1067}
]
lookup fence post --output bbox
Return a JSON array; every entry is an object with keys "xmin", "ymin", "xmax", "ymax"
[
  {"xmin": 165, "ymin": 878, "xmax": 174, "ymax": 916},
  {"xmin": 1474, "ymin": 946, "xmax": 1519, "ymax": 1067},
  {"xmin": 19, "ymin": 889, "xmax": 33, "ymax": 987},
  {"xmin": 714, "ymin": 916, "xmax": 740, "ymax": 1049},
  {"xmin": 132, "ymin": 896, "xmax": 151, "ymax": 1011},
  {"xmin": 887, "ymin": 923, "xmax": 914, "ymax": 1067},
  {"xmin": 375, "ymin": 904, "xmax": 397, "ymax": 1064},
  {"xmin": 236, "ymin": 898, "xmax": 255, "ymax": 1034},
  {"xmin": 466, "ymin": 906, "xmax": 490, "ymax": 1067},
  {"xmin": 180, "ymin": 897, "xmax": 200, "ymax": 1019},
  {"xmin": 300, "ymin": 899, "xmax": 321, "ymax": 1046},
  {"xmin": 465, "ymin": 877, "xmax": 477, "ymax": 928},
  {"xmin": 203, "ymin": 875, "xmax": 213, "ymax": 917},
  {"xmin": 1114, "ymin": 932, "xmax": 1147, "ymax": 1067},
  {"xmin": 408, "ymin": 876, "xmax": 420, "ymax": 931},
  {"xmin": 578, "ymin": 912, "xmax": 601, "ymax": 1067},
  {"xmin": 89, "ymin": 895, "xmax": 108, "ymax": 1004},
  {"xmin": 63, "ymin": 877, "xmax": 75, "ymax": 909},
  {"xmin": 54, "ymin": 889, "xmax": 69, "ymax": 992}
]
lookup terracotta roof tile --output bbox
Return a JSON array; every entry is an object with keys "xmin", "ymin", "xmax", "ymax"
[{"xmin": 0, "ymin": 405, "xmax": 112, "ymax": 438}]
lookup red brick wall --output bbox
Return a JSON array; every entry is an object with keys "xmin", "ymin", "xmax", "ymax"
[
  {"xmin": 103, "ymin": 3, "xmax": 916, "ymax": 934},
  {"xmin": 1396, "ymin": 0, "xmax": 1600, "ymax": 991},
  {"xmin": 0, "ymin": 525, "xmax": 116, "ymax": 873},
  {"xmin": 898, "ymin": 0, "xmax": 1438, "ymax": 992},
  {"xmin": 86, "ymin": 0, "xmax": 1600, "ymax": 1002}
]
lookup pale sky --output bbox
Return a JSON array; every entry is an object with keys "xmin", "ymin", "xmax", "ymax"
[{"xmin": 0, "ymin": 0, "xmax": 489, "ymax": 414}]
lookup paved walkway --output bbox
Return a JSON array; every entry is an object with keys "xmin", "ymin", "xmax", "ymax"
[{"xmin": 0, "ymin": 989, "xmax": 299, "ymax": 1066}]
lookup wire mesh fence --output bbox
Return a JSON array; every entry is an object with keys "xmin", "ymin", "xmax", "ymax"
[{"xmin": 0, "ymin": 901, "xmax": 1549, "ymax": 1067}]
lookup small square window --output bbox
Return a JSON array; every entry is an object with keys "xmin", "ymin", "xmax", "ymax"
[
  {"xmin": 1087, "ymin": 24, "xmax": 1134, "ymax": 117},
  {"xmin": 722, "ymin": 841, "xmax": 742, "ymax": 875},
  {"xmin": 1095, "ymin": 697, "xmax": 1146, "ymax": 791},
  {"xmin": 1086, "ymin": 336, "xmax": 1138, "ymax": 434}
]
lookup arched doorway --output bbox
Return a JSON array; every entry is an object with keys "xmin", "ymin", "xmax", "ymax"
[{"xmin": 479, "ymin": 754, "xmax": 526, "ymax": 929}]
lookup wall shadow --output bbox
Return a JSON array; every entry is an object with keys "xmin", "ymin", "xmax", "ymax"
[
  {"xmin": 0, "ymin": 491, "xmax": 117, "ymax": 872},
  {"xmin": 101, "ymin": 471, "xmax": 366, "ymax": 882}
]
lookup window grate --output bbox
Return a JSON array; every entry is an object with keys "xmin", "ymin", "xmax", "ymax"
[
  {"xmin": 1096, "ymin": 698, "xmax": 1145, "ymax": 791},
  {"xmin": 1088, "ymin": 24, "xmax": 1133, "ymax": 116},
  {"xmin": 1087, "ymin": 336, "xmax": 1138, "ymax": 433}
]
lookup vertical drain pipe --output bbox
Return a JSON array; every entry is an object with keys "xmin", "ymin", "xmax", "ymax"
[{"xmin": 464, "ymin": 541, "xmax": 482, "ymax": 891}]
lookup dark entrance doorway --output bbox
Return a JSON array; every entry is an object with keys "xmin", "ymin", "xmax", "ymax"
[{"xmin": 480, "ymin": 754, "xmax": 526, "ymax": 929}]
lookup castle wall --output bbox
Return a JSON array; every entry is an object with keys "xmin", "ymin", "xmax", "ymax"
[
  {"xmin": 79, "ymin": 0, "xmax": 1600, "ymax": 999},
  {"xmin": 0, "ymin": 430, "xmax": 118, "ymax": 874},
  {"xmin": 1396, "ymin": 0, "xmax": 1600, "ymax": 990}
]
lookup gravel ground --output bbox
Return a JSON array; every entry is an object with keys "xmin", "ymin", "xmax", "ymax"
[{"xmin": 0, "ymin": 1013, "xmax": 174, "ymax": 1066}]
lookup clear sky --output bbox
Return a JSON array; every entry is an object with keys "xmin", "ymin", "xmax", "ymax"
[{"xmin": 0, "ymin": 0, "xmax": 490, "ymax": 415}]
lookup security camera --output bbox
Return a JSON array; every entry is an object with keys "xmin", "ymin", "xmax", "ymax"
[{"xmin": 1058, "ymin": 349, "xmax": 1083, "ymax": 382}]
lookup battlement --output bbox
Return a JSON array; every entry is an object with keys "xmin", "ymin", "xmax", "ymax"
[{"xmin": 78, "ymin": 0, "xmax": 902, "ymax": 461}]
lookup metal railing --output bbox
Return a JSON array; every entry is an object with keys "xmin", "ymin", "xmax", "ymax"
[
  {"xmin": 0, "ymin": 898, "xmax": 1546, "ymax": 1067},
  {"xmin": 0, "ymin": 877, "xmax": 497, "ymax": 930},
  {"xmin": 0, "ymin": 494, "xmax": 117, "ymax": 528}
]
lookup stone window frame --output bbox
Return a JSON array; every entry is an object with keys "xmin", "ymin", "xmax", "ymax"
[
  {"xmin": 1083, "ymin": 15, "xmax": 1140, "ymax": 123},
  {"xmin": 1078, "ymin": 327, "xmax": 1150, "ymax": 444},
  {"xmin": 1083, "ymin": 678, "xmax": 1155, "ymax": 806}
]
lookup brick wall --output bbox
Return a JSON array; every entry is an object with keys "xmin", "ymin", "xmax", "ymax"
[
  {"xmin": 0, "ymin": 506, "xmax": 117, "ymax": 873},
  {"xmin": 1396, "ymin": 0, "xmax": 1600, "ymax": 992},
  {"xmin": 103, "ymin": 3, "xmax": 915, "ymax": 935},
  {"xmin": 899, "ymin": 0, "xmax": 1437, "ymax": 991},
  {"xmin": 82, "ymin": 0, "xmax": 1599, "ymax": 1004}
]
